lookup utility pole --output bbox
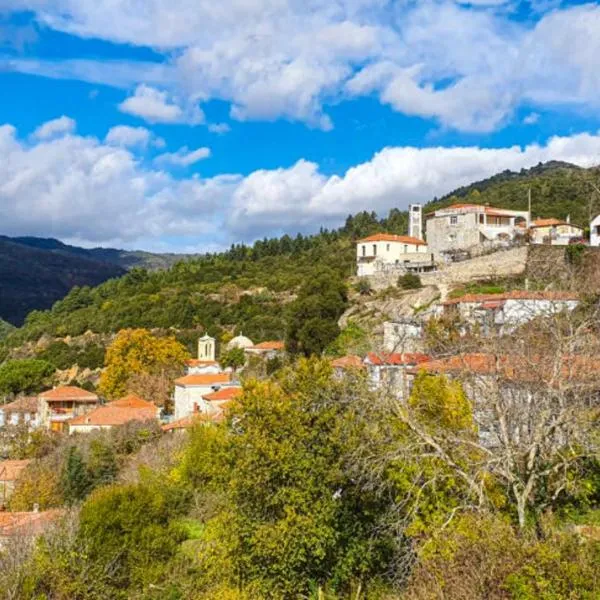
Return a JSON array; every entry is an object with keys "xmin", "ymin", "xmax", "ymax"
[{"xmin": 528, "ymin": 186, "xmax": 532, "ymax": 225}]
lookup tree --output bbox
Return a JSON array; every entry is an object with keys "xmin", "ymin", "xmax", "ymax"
[
  {"xmin": 220, "ymin": 347, "xmax": 246, "ymax": 371},
  {"xmin": 61, "ymin": 446, "xmax": 91, "ymax": 506},
  {"xmin": 0, "ymin": 359, "xmax": 55, "ymax": 397},
  {"xmin": 286, "ymin": 269, "xmax": 348, "ymax": 357},
  {"xmin": 398, "ymin": 272, "xmax": 422, "ymax": 290},
  {"xmin": 181, "ymin": 359, "xmax": 395, "ymax": 596},
  {"xmin": 87, "ymin": 440, "xmax": 118, "ymax": 488},
  {"xmin": 99, "ymin": 329, "xmax": 189, "ymax": 399}
]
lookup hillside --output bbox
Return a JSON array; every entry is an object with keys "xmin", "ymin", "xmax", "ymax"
[
  {"xmin": 0, "ymin": 237, "xmax": 126, "ymax": 325},
  {"xmin": 3, "ymin": 160, "xmax": 599, "ymax": 346}
]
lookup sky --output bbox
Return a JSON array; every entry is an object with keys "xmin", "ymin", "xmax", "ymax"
[{"xmin": 1, "ymin": 0, "xmax": 600, "ymax": 252}]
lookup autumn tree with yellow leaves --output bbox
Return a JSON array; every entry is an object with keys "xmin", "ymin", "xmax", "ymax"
[{"xmin": 98, "ymin": 329, "xmax": 189, "ymax": 400}]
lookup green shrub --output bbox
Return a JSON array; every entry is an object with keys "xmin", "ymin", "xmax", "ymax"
[{"xmin": 398, "ymin": 273, "xmax": 423, "ymax": 290}]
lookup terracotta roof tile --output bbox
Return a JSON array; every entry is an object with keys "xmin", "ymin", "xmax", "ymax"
[
  {"xmin": 0, "ymin": 459, "xmax": 32, "ymax": 481},
  {"xmin": 250, "ymin": 341, "xmax": 285, "ymax": 351},
  {"xmin": 69, "ymin": 396, "xmax": 158, "ymax": 427},
  {"xmin": 162, "ymin": 411, "xmax": 224, "ymax": 431},
  {"xmin": 0, "ymin": 509, "xmax": 64, "ymax": 537},
  {"xmin": 331, "ymin": 355, "xmax": 365, "ymax": 370},
  {"xmin": 174, "ymin": 373, "xmax": 232, "ymax": 386},
  {"xmin": 202, "ymin": 387, "xmax": 242, "ymax": 401},
  {"xmin": 1, "ymin": 397, "xmax": 38, "ymax": 414},
  {"xmin": 357, "ymin": 233, "xmax": 427, "ymax": 246},
  {"xmin": 366, "ymin": 352, "xmax": 430, "ymax": 366},
  {"xmin": 109, "ymin": 394, "xmax": 156, "ymax": 409},
  {"xmin": 185, "ymin": 359, "xmax": 219, "ymax": 367},
  {"xmin": 39, "ymin": 386, "xmax": 99, "ymax": 403},
  {"xmin": 531, "ymin": 218, "xmax": 582, "ymax": 228}
]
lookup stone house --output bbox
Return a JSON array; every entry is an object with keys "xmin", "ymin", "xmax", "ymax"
[
  {"xmin": 425, "ymin": 204, "xmax": 529, "ymax": 257},
  {"xmin": 438, "ymin": 290, "xmax": 580, "ymax": 335},
  {"xmin": 68, "ymin": 394, "xmax": 159, "ymax": 434},
  {"xmin": 244, "ymin": 341, "xmax": 285, "ymax": 360},
  {"xmin": 0, "ymin": 397, "xmax": 39, "ymax": 429},
  {"xmin": 356, "ymin": 234, "xmax": 432, "ymax": 276},
  {"xmin": 529, "ymin": 218, "xmax": 584, "ymax": 245},
  {"xmin": 0, "ymin": 509, "xmax": 64, "ymax": 550},
  {"xmin": 0, "ymin": 459, "xmax": 31, "ymax": 507},
  {"xmin": 37, "ymin": 386, "xmax": 100, "ymax": 432}
]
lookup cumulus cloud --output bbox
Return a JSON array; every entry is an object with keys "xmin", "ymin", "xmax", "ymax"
[
  {"xmin": 105, "ymin": 125, "xmax": 152, "ymax": 148},
  {"xmin": 32, "ymin": 115, "xmax": 76, "ymax": 140},
  {"xmin": 10, "ymin": 1, "xmax": 600, "ymax": 131},
  {"xmin": 3, "ymin": 118, "xmax": 600, "ymax": 248},
  {"xmin": 118, "ymin": 84, "xmax": 204, "ymax": 125},
  {"xmin": 208, "ymin": 122, "xmax": 231, "ymax": 135},
  {"xmin": 155, "ymin": 146, "xmax": 211, "ymax": 167}
]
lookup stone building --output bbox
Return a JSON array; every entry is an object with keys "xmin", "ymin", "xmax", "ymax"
[
  {"xmin": 425, "ymin": 204, "xmax": 529, "ymax": 257},
  {"xmin": 529, "ymin": 218, "xmax": 584, "ymax": 245}
]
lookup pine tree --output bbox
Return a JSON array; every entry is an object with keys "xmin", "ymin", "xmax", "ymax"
[{"xmin": 62, "ymin": 446, "xmax": 91, "ymax": 505}]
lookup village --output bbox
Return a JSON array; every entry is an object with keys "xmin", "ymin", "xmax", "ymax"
[{"xmin": 1, "ymin": 198, "xmax": 597, "ymax": 550}]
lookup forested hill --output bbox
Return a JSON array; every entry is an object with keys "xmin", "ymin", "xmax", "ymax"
[
  {"xmin": 428, "ymin": 161, "xmax": 599, "ymax": 225},
  {"xmin": 3, "ymin": 160, "xmax": 600, "ymax": 344}
]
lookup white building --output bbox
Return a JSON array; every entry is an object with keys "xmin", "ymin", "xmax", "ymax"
[
  {"xmin": 173, "ymin": 373, "xmax": 233, "ymax": 419},
  {"xmin": 185, "ymin": 335, "xmax": 221, "ymax": 374},
  {"xmin": 0, "ymin": 397, "xmax": 39, "ymax": 429},
  {"xmin": 590, "ymin": 214, "xmax": 600, "ymax": 247},
  {"xmin": 425, "ymin": 203, "xmax": 529, "ymax": 257},
  {"xmin": 439, "ymin": 291, "xmax": 580, "ymax": 335},
  {"xmin": 529, "ymin": 218, "xmax": 584, "ymax": 245},
  {"xmin": 356, "ymin": 233, "xmax": 431, "ymax": 277},
  {"xmin": 408, "ymin": 204, "xmax": 424, "ymax": 240}
]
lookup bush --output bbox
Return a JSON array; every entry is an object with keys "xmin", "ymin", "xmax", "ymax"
[{"xmin": 398, "ymin": 273, "xmax": 422, "ymax": 290}]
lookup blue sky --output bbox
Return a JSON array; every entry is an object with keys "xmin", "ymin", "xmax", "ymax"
[{"xmin": 1, "ymin": 0, "xmax": 600, "ymax": 251}]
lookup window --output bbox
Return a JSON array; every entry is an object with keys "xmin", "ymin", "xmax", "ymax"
[
  {"xmin": 479, "ymin": 214, "xmax": 484, "ymax": 224},
  {"xmin": 373, "ymin": 244, "xmax": 377, "ymax": 256},
  {"xmin": 450, "ymin": 215, "xmax": 458, "ymax": 225},
  {"xmin": 404, "ymin": 245, "xmax": 408, "ymax": 253},
  {"xmin": 386, "ymin": 243, "xmax": 390, "ymax": 251},
  {"xmin": 362, "ymin": 245, "xmax": 366, "ymax": 256}
]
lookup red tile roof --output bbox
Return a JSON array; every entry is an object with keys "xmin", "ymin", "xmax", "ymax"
[
  {"xmin": 69, "ymin": 395, "xmax": 157, "ymax": 427},
  {"xmin": 162, "ymin": 411, "xmax": 224, "ymax": 431},
  {"xmin": 366, "ymin": 352, "xmax": 430, "ymax": 366},
  {"xmin": 1, "ymin": 396, "xmax": 38, "ymax": 414},
  {"xmin": 39, "ymin": 386, "xmax": 98, "ymax": 403},
  {"xmin": 0, "ymin": 509, "xmax": 64, "ymax": 538},
  {"xmin": 174, "ymin": 373, "xmax": 232, "ymax": 386},
  {"xmin": 443, "ymin": 290, "xmax": 579, "ymax": 306},
  {"xmin": 331, "ymin": 355, "xmax": 365, "ymax": 370},
  {"xmin": 0, "ymin": 459, "xmax": 32, "ymax": 482},
  {"xmin": 357, "ymin": 233, "xmax": 427, "ymax": 246},
  {"xmin": 250, "ymin": 341, "xmax": 285, "ymax": 351},
  {"xmin": 531, "ymin": 218, "xmax": 582, "ymax": 229},
  {"xmin": 202, "ymin": 387, "xmax": 242, "ymax": 402},
  {"xmin": 185, "ymin": 359, "xmax": 219, "ymax": 367}
]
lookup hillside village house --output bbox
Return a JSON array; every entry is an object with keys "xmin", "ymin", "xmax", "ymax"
[
  {"xmin": 590, "ymin": 214, "xmax": 600, "ymax": 247},
  {"xmin": 38, "ymin": 386, "xmax": 100, "ymax": 432},
  {"xmin": 356, "ymin": 234, "xmax": 432, "ymax": 276},
  {"xmin": 68, "ymin": 394, "xmax": 159, "ymax": 434},
  {"xmin": 0, "ymin": 459, "xmax": 31, "ymax": 507},
  {"xmin": 0, "ymin": 396, "xmax": 38, "ymax": 429},
  {"xmin": 529, "ymin": 218, "xmax": 584, "ymax": 245},
  {"xmin": 244, "ymin": 340, "xmax": 285, "ymax": 359},
  {"xmin": 438, "ymin": 291, "xmax": 580, "ymax": 335},
  {"xmin": 425, "ymin": 204, "xmax": 530, "ymax": 257},
  {"xmin": 332, "ymin": 352, "xmax": 430, "ymax": 399},
  {"xmin": 0, "ymin": 509, "xmax": 64, "ymax": 551},
  {"xmin": 173, "ymin": 373, "xmax": 234, "ymax": 419}
]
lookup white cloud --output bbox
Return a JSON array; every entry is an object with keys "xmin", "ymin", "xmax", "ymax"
[
  {"xmin": 523, "ymin": 112, "xmax": 540, "ymax": 125},
  {"xmin": 4, "ymin": 118, "xmax": 600, "ymax": 248},
  {"xmin": 10, "ymin": 1, "xmax": 600, "ymax": 131},
  {"xmin": 118, "ymin": 84, "xmax": 204, "ymax": 125},
  {"xmin": 105, "ymin": 125, "xmax": 152, "ymax": 148},
  {"xmin": 32, "ymin": 115, "xmax": 76, "ymax": 140},
  {"xmin": 208, "ymin": 122, "xmax": 231, "ymax": 135},
  {"xmin": 155, "ymin": 146, "xmax": 211, "ymax": 167}
]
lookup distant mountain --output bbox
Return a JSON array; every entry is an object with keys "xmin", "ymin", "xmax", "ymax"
[{"xmin": 0, "ymin": 237, "xmax": 127, "ymax": 325}]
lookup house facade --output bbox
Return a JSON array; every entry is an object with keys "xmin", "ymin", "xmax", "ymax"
[
  {"xmin": 356, "ymin": 234, "xmax": 431, "ymax": 277},
  {"xmin": 68, "ymin": 394, "xmax": 159, "ymax": 434},
  {"xmin": 529, "ymin": 218, "xmax": 584, "ymax": 245},
  {"xmin": 0, "ymin": 459, "xmax": 31, "ymax": 507},
  {"xmin": 37, "ymin": 386, "xmax": 100, "ymax": 432},
  {"xmin": 439, "ymin": 291, "xmax": 580, "ymax": 335},
  {"xmin": 590, "ymin": 214, "xmax": 600, "ymax": 247},
  {"xmin": 173, "ymin": 373, "xmax": 233, "ymax": 419},
  {"xmin": 0, "ymin": 397, "xmax": 39, "ymax": 429},
  {"xmin": 245, "ymin": 341, "xmax": 285, "ymax": 359},
  {"xmin": 425, "ymin": 204, "xmax": 529, "ymax": 257}
]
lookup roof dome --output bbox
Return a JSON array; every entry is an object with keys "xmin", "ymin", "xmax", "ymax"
[{"xmin": 227, "ymin": 334, "xmax": 254, "ymax": 350}]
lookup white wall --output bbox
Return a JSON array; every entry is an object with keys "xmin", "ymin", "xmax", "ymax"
[{"xmin": 174, "ymin": 384, "xmax": 216, "ymax": 419}]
